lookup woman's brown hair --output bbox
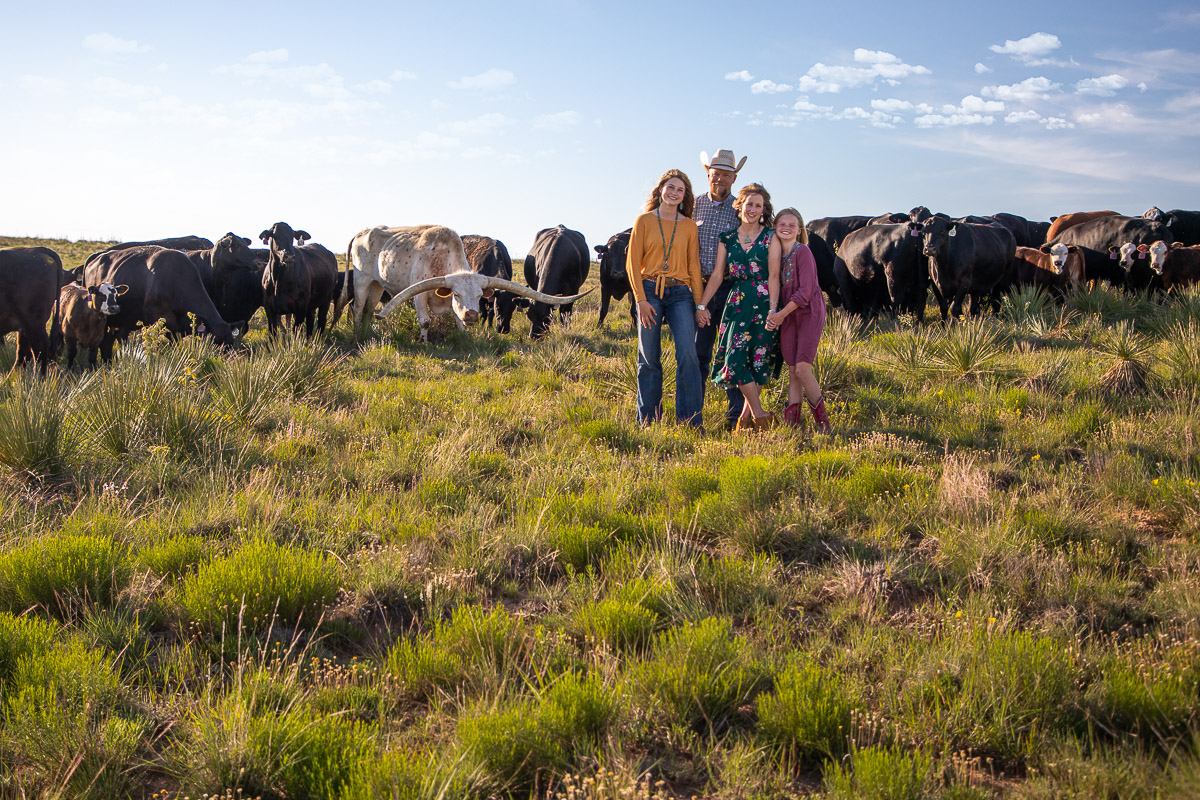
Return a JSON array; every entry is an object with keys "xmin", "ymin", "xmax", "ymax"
[
  {"xmin": 733, "ymin": 183, "xmax": 774, "ymax": 228},
  {"xmin": 644, "ymin": 169, "xmax": 695, "ymax": 218}
]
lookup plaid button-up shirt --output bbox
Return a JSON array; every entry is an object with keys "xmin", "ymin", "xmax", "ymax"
[{"xmin": 693, "ymin": 192, "xmax": 738, "ymax": 277}]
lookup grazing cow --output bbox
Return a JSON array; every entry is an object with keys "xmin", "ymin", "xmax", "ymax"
[
  {"xmin": 524, "ymin": 225, "xmax": 590, "ymax": 338},
  {"xmin": 462, "ymin": 234, "xmax": 523, "ymax": 332},
  {"xmin": 83, "ymin": 246, "xmax": 245, "ymax": 360},
  {"xmin": 833, "ymin": 221, "xmax": 926, "ymax": 318},
  {"xmin": 1045, "ymin": 210, "xmax": 1120, "ymax": 243},
  {"xmin": 1013, "ymin": 245, "xmax": 1083, "ymax": 299},
  {"xmin": 1147, "ymin": 241, "xmax": 1200, "ymax": 291},
  {"xmin": 593, "ymin": 229, "xmax": 635, "ymax": 328},
  {"xmin": 55, "ymin": 282, "xmax": 125, "ymax": 368},
  {"xmin": 185, "ymin": 233, "xmax": 266, "ymax": 326},
  {"xmin": 345, "ymin": 225, "xmax": 587, "ymax": 342},
  {"xmin": 919, "ymin": 215, "xmax": 1016, "ymax": 319},
  {"xmin": 1049, "ymin": 215, "xmax": 1175, "ymax": 287},
  {"xmin": 0, "ymin": 247, "xmax": 63, "ymax": 368},
  {"xmin": 259, "ymin": 222, "xmax": 338, "ymax": 336}
]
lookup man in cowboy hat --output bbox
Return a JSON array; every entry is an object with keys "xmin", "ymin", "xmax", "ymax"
[{"xmin": 694, "ymin": 148, "xmax": 748, "ymax": 431}]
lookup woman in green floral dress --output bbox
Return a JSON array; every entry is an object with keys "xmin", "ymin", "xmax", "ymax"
[{"xmin": 696, "ymin": 183, "xmax": 780, "ymax": 431}]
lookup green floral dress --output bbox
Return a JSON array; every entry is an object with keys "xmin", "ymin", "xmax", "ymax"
[{"xmin": 711, "ymin": 228, "xmax": 780, "ymax": 387}]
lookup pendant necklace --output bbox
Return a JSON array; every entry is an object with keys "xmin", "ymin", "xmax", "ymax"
[{"xmin": 657, "ymin": 210, "xmax": 679, "ymax": 273}]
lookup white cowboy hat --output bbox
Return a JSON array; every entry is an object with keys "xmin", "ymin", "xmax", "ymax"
[{"xmin": 699, "ymin": 149, "xmax": 747, "ymax": 173}]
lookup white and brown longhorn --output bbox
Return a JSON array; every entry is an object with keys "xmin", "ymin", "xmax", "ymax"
[{"xmin": 376, "ymin": 272, "xmax": 590, "ymax": 335}]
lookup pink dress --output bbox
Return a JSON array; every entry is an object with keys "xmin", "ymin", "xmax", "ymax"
[{"xmin": 779, "ymin": 243, "xmax": 826, "ymax": 365}]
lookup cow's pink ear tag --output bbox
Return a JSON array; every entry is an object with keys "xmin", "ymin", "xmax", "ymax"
[{"xmin": 910, "ymin": 229, "xmax": 919, "ymax": 237}]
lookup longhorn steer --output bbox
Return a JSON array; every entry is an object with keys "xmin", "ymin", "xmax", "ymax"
[
  {"xmin": 345, "ymin": 224, "xmax": 589, "ymax": 342},
  {"xmin": 461, "ymin": 234, "xmax": 522, "ymax": 332},
  {"xmin": 259, "ymin": 222, "xmax": 338, "ymax": 336}
]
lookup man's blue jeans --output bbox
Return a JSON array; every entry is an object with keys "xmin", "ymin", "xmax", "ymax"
[
  {"xmin": 636, "ymin": 282, "xmax": 703, "ymax": 426},
  {"xmin": 695, "ymin": 279, "xmax": 744, "ymax": 422}
]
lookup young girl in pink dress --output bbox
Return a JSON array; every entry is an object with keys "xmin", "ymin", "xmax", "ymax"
[{"xmin": 766, "ymin": 208, "xmax": 831, "ymax": 432}]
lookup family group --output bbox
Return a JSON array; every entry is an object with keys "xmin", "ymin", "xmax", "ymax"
[{"xmin": 626, "ymin": 149, "xmax": 830, "ymax": 434}]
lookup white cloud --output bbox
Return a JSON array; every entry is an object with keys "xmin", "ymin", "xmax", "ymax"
[
  {"xmin": 245, "ymin": 48, "xmax": 288, "ymax": 64},
  {"xmin": 532, "ymin": 110, "xmax": 582, "ymax": 130},
  {"xmin": 914, "ymin": 113, "xmax": 996, "ymax": 127},
  {"xmin": 438, "ymin": 112, "xmax": 512, "ymax": 136},
  {"xmin": 1137, "ymin": 82, "xmax": 1147, "ymax": 92},
  {"xmin": 836, "ymin": 107, "xmax": 901, "ymax": 128},
  {"xmin": 989, "ymin": 32, "xmax": 1062, "ymax": 65},
  {"xmin": 794, "ymin": 49, "xmax": 929, "ymax": 93},
  {"xmin": 390, "ymin": 70, "xmax": 417, "ymax": 81},
  {"xmin": 725, "ymin": 70, "xmax": 754, "ymax": 81},
  {"xmin": 870, "ymin": 98, "xmax": 934, "ymax": 114},
  {"xmin": 975, "ymin": 63, "xmax": 994, "ymax": 74},
  {"xmin": 83, "ymin": 32, "xmax": 150, "ymax": 56},
  {"xmin": 792, "ymin": 97, "xmax": 833, "ymax": 113},
  {"xmin": 1075, "ymin": 74, "xmax": 1128, "ymax": 97},
  {"xmin": 17, "ymin": 75, "xmax": 65, "ymax": 94},
  {"xmin": 91, "ymin": 76, "xmax": 152, "ymax": 99},
  {"xmin": 943, "ymin": 95, "xmax": 1005, "ymax": 114},
  {"xmin": 751, "ymin": 79, "xmax": 792, "ymax": 94},
  {"xmin": 981, "ymin": 76, "xmax": 1060, "ymax": 102},
  {"xmin": 354, "ymin": 79, "xmax": 391, "ymax": 94},
  {"xmin": 447, "ymin": 68, "xmax": 515, "ymax": 90},
  {"xmin": 1003, "ymin": 110, "xmax": 1074, "ymax": 129}
]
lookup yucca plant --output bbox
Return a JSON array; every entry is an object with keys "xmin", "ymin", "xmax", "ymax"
[
  {"xmin": 930, "ymin": 318, "xmax": 1007, "ymax": 381},
  {"xmin": 1097, "ymin": 319, "xmax": 1156, "ymax": 396},
  {"xmin": 257, "ymin": 329, "xmax": 346, "ymax": 404},
  {"xmin": 1160, "ymin": 320, "xmax": 1200, "ymax": 390},
  {"xmin": 1001, "ymin": 284, "xmax": 1054, "ymax": 330},
  {"xmin": 871, "ymin": 327, "xmax": 935, "ymax": 375},
  {"xmin": 0, "ymin": 370, "xmax": 79, "ymax": 479}
]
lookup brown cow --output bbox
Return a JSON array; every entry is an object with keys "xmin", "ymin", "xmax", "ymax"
[
  {"xmin": 1044, "ymin": 210, "xmax": 1120, "ymax": 243},
  {"xmin": 1014, "ymin": 245, "xmax": 1084, "ymax": 299},
  {"xmin": 1148, "ymin": 241, "xmax": 1200, "ymax": 291},
  {"xmin": 56, "ymin": 282, "xmax": 125, "ymax": 368}
]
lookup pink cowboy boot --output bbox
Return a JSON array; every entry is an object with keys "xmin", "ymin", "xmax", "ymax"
[
  {"xmin": 783, "ymin": 402, "xmax": 804, "ymax": 428},
  {"xmin": 810, "ymin": 397, "xmax": 832, "ymax": 433}
]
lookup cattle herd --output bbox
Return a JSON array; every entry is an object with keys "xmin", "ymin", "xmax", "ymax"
[{"xmin": 1, "ymin": 206, "xmax": 1198, "ymax": 370}]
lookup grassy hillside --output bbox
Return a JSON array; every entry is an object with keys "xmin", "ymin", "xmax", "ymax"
[{"xmin": 0, "ymin": 235, "xmax": 1198, "ymax": 799}]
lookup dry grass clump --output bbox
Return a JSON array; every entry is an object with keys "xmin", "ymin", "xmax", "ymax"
[{"xmin": 939, "ymin": 452, "xmax": 993, "ymax": 515}]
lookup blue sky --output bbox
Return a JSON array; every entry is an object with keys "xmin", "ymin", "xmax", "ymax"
[{"xmin": 2, "ymin": 0, "xmax": 1198, "ymax": 258}]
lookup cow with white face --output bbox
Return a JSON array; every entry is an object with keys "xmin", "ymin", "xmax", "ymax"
[
  {"xmin": 342, "ymin": 225, "xmax": 590, "ymax": 342},
  {"xmin": 1147, "ymin": 240, "xmax": 1200, "ymax": 291},
  {"xmin": 56, "ymin": 281, "xmax": 127, "ymax": 368},
  {"xmin": 1112, "ymin": 241, "xmax": 1161, "ymax": 291}
]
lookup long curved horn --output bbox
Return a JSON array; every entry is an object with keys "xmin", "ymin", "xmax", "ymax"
[
  {"xmin": 483, "ymin": 276, "xmax": 593, "ymax": 305},
  {"xmin": 377, "ymin": 276, "xmax": 452, "ymax": 318}
]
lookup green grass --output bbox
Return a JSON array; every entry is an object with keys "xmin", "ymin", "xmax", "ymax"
[{"xmin": 1, "ymin": 233, "xmax": 1200, "ymax": 798}]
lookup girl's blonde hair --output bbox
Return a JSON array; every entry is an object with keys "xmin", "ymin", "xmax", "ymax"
[{"xmin": 774, "ymin": 207, "xmax": 808, "ymax": 244}]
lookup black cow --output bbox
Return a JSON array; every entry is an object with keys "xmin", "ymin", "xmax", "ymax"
[
  {"xmin": 1048, "ymin": 215, "xmax": 1175, "ymax": 288},
  {"xmin": 524, "ymin": 225, "xmax": 589, "ymax": 338},
  {"xmin": 83, "ymin": 236, "xmax": 215, "ymax": 267},
  {"xmin": 185, "ymin": 233, "xmax": 265, "ymax": 326},
  {"xmin": 462, "ymin": 234, "xmax": 523, "ymax": 333},
  {"xmin": 0, "ymin": 247, "xmax": 63, "ymax": 368},
  {"xmin": 833, "ymin": 221, "xmax": 926, "ymax": 318},
  {"xmin": 259, "ymin": 222, "xmax": 338, "ymax": 336},
  {"xmin": 83, "ymin": 246, "xmax": 245, "ymax": 361},
  {"xmin": 986, "ymin": 213, "xmax": 1046, "ymax": 249},
  {"xmin": 806, "ymin": 215, "xmax": 889, "ymax": 308},
  {"xmin": 1027, "ymin": 219, "xmax": 1052, "ymax": 246},
  {"xmin": 1144, "ymin": 208, "xmax": 1200, "ymax": 246},
  {"xmin": 918, "ymin": 215, "xmax": 1016, "ymax": 319},
  {"xmin": 593, "ymin": 229, "xmax": 635, "ymax": 328}
]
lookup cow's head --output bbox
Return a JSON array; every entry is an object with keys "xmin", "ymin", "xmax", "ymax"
[
  {"xmin": 1114, "ymin": 242, "xmax": 1140, "ymax": 272},
  {"xmin": 1148, "ymin": 240, "xmax": 1171, "ymax": 275},
  {"xmin": 260, "ymin": 222, "xmax": 311, "ymax": 282},
  {"xmin": 214, "ymin": 232, "xmax": 258, "ymax": 271},
  {"xmin": 1038, "ymin": 242, "xmax": 1079, "ymax": 275},
  {"xmin": 1143, "ymin": 206, "xmax": 1164, "ymax": 221},
  {"xmin": 909, "ymin": 206, "xmax": 933, "ymax": 225},
  {"xmin": 89, "ymin": 282, "xmax": 127, "ymax": 315},
  {"xmin": 918, "ymin": 214, "xmax": 955, "ymax": 257},
  {"xmin": 494, "ymin": 292, "xmax": 531, "ymax": 334}
]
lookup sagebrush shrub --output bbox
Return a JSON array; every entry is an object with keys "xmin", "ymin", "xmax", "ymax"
[
  {"xmin": 758, "ymin": 660, "xmax": 856, "ymax": 763},
  {"xmin": 0, "ymin": 534, "xmax": 133, "ymax": 615},
  {"xmin": 176, "ymin": 539, "xmax": 340, "ymax": 635}
]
